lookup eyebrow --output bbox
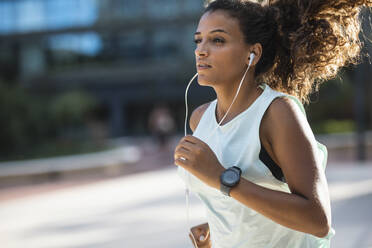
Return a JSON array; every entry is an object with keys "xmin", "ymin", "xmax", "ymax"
[{"xmin": 194, "ymin": 29, "xmax": 229, "ymax": 35}]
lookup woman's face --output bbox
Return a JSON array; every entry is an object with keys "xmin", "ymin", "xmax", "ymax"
[{"xmin": 194, "ymin": 10, "xmax": 250, "ymax": 87}]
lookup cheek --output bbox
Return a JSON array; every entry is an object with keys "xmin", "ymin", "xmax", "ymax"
[
  {"xmin": 215, "ymin": 47, "xmax": 247, "ymax": 77},
  {"xmin": 220, "ymin": 47, "xmax": 246, "ymax": 67}
]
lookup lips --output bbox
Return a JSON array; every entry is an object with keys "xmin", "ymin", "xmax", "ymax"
[{"xmin": 197, "ymin": 62, "xmax": 212, "ymax": 70}]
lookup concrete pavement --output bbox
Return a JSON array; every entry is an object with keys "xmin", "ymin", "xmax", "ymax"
[
  {"xmin": 1, "ymin": 163, "xmax": 372, "ymax": 248},
  {"xmin": 1, "ymin": 132, "xmax": 371, "ymax": 188},
  {"xmin": 0, "ymin": 136, "xmax": 172, "ymax": 188}
]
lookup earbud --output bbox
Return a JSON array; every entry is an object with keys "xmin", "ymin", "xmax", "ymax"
[{"xmin": 248, "ymin": 53, "xmax": 255, "ymax": 67}]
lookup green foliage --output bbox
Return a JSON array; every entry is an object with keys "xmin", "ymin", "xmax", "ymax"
[
  {"xmin": 312, "ymin": 119, "xmax": 355, "ymax": 134},
  {"xmin": 307, "ymin": 76, "xmax": 354, "ymax": 122},
  {"xmin": 306, "ymin": 70, "xmax": 359, "ymax": 134},
  {"xmin": 0, "ymin": 81, "xmax": 100, "ymax": 161},
  {"xmin": 50, "ymin": 91, "xmax": 97, "ymax": 128},
  {"xmin": 0, "ymin": 83, "xmax": 44, "ymax": 155}
]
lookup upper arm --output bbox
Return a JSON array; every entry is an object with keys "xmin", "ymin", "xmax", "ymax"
[
  {"xmin": 189, "ymin": 102, "xmax": 211, "ymax": 133},
  {"xmin": 263, "ymin": 97, "xmax": 330, "ymax": 205}
]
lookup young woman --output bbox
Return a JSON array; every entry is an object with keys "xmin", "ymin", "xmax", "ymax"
[{"xmin": 174, "ymin": 0, "xmax": 371, "ymax": 247}]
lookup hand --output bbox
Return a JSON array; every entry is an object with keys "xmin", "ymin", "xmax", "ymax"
[
  {"xmin": 174, "ymin": 135, "xmax": 224, "ymax": 189},
  {"xmin": 189, "ymin": 222, "xmax": 211, "ymax": 248}
]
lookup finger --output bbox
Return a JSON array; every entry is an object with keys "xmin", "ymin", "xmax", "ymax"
[
  {"xmin": 189, "ymin": 231, "xmax": 204, "ymax": 247},
  {"xmin": 191, "ymin": 225, "xmax": 210, "ymax": 243},
  {"xmin": 205, "ymin": 227, "xmax": 210, "ymax": 240},
  {"xmin": 179, "ymin": 140, "xmax": 195, "ymax": 151},
  {"xmin": 191, "ymin": 226, "xmax": 205, "ymax": 239},
  {"xmin": 174, "ymin": 157, "xmax": 189, "ymax": 168},
  {"xmin": 189, "ymin": 233, "xmax": 199, "ymax": 248},
  {"xmin": 201, "ymin": 240, "xmax": 212, "ymax": 248},
  {"xmin": 174, "ymin": 147, "xmax": 190, "ymax": 161},
  {"xmin": 175, "ymin": 137, "xmax": 198, "ymax": 152},
  {"xmin": 201, "ymin": 223, "xmax": 210, "ymax": 239},
  {"xmin": 183, "ymin": 135, "xmax": 203, "ymax": 145},
  {"xmin": 184, "ymin": 136, "xmax": 209, "ymax": 152},
  {"xmin": 175, "ymin": 145, "xmax": 191, "ymax": 153}
]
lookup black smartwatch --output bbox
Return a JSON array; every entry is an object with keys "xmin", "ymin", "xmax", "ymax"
[{"xmin": 220, "ymin": 166, "xmax": 242, "ymax": 196}]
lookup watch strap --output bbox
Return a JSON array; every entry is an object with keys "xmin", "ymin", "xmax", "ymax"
[
  {"xmin": 220, "ymin": 166, "xmax": 242, "ymax": 197},
  {"xmin": 220, "ymin": 183, "xmax": 231, "ymax": 196}
]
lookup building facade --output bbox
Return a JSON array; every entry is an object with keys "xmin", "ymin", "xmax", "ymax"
[{"xmin": 0, "ymin": 0, "xmax": 214, "ymax": 136}]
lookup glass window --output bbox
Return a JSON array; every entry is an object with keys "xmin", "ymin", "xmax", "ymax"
[
  {"xmin": 48, "ymin": 32, "xmax": 102, "ymax": 56},
  {"xmin": 183, "ymin": 0, "xmax": 204, "ymax": 15},
  {"xmin": 15, "ymin": 0, "xmax": 45, "ymax": 32},
  {"xmin": 147, "ymin": 0, "xmax": 181, "ymax": 19},
  {"xmin": 44, "ymin": 0, "xmax": 98, "ymax": 29},
  {"xmin": 0, "ymin": 0, "xmax": 98, "ymax": 34},
  {"xmin": 153, "ymin": 27, "xmax": 179, "ymax": 58},
  {"xmin": 122, "ymin": 0, "xmax": 143, "ymax": 19},
  {"xmin": 117, "ymin": 30, "xmax": 147, "ymax": 60},
  {"xmin": 0, "ymin": 1, "xmax": 15, "ymax": 33}
]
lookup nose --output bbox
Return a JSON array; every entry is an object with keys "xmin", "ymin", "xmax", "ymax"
[{"xmin": 195, "ymin": 43, "xmax": 209, "ymax": 58}]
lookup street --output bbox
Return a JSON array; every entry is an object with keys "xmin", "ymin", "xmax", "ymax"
[{"xmin": 0, "ymin": 164, "xmax": 372, "ymax": 248}]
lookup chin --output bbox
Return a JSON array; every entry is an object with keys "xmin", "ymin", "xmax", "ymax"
[
  {"xmin": 197, "ymin": 74, "xmax": 215, "ymax": 86},
  {"xmin": 197, "ymin": 79, "xmax": 209, "ymax": 86}
]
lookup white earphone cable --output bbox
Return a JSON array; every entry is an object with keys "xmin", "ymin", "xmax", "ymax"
[
  {"xmin": 184, "ymin": 72, "xmax": 200, "ymax": 248},
  {"xmin": 185, "ymin": 72, "xmax": 199, "ymax": 137},
  {"xmin": 183, "ymin": 54, "xmax": 254, "ymax": 248},
  {"xmin": 205, "ymin": 64, "xmax": 250, "ymax": 140}
]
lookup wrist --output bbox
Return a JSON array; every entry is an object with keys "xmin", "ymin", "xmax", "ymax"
[
  {"xmin": 220, "ymin": 166, "xmax": 242, "ymax": 196},
  {"xmin": 213, "ymin": 165, "xmax": 225, "ymax": 189}
]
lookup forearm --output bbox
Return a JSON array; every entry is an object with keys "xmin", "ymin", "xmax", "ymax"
[{"xmin": 230, "ymin": 178, "xmax": 330, "ymax": 238}]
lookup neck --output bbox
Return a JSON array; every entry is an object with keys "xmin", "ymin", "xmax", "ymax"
[{"xmin": 214, "ymin": 71, "xmax": 262, "ymax": 125}]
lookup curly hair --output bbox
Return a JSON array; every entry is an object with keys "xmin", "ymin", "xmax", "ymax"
[{"xmin": 204, "ymin": 0, "xmax": 372, "ymax": 104}]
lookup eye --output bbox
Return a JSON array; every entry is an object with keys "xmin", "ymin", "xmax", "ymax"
[
  {"xmin": 193, "ymin": 38, "xmax": 202, "ymax": 44},
  {"xmin": 213, "ymin": 38, "xmax": 225, "ymax": 44}
]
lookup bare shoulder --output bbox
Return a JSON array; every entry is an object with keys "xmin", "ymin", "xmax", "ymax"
[
  {"xmin": 268, "ymin": 96, "xmax": 300, "ymax": 118},
  {"xmin": 189, "ymin": 101, "xmax": 212, "ymax": 133},
  {"xmin": 260, "ymin": 96, "xmax": 317, "ymax": 169},
  {"xmin": 261, "ymin": 96, "xmax": 311, "ymax": 144}
]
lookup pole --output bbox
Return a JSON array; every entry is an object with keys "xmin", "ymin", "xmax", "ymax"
[{"xmin": 354, "ymin": 61, "xmax": 367, "ymax": 161}]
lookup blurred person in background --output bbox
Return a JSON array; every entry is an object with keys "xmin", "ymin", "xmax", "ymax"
[
  {"xmin": 174, "ymin": 0, "xmax": 372, "ymax": 247},
  {"xmin": 148, "ymin": 103, "xmax": 176, "ymax": 151}
]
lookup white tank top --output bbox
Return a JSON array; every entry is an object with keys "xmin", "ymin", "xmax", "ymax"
[{"xmin": 178, "ymin": 83, "xmax": 335, "ymax": 248}]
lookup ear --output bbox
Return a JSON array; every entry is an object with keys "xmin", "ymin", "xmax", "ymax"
[{"xmin": 246, "ymin": 43, "xmax": 262, "ymax": 67}]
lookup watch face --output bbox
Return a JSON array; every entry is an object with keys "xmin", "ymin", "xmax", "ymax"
[{"xmin": 222, "ymin": 170, "xmax": 239, "ymax": 186}]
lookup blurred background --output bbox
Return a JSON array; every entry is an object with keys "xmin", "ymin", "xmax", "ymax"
[{"xmin": 0, "ymin": 0, "xmax": 371, "ymax": 248}]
